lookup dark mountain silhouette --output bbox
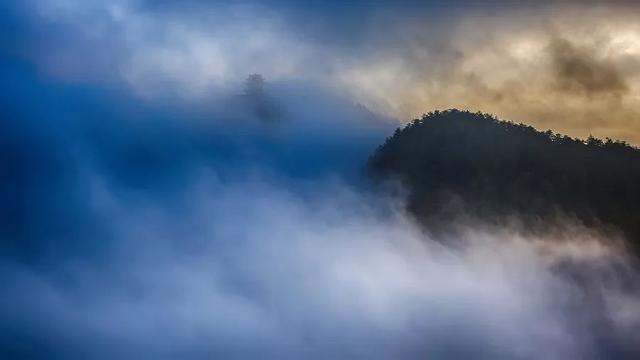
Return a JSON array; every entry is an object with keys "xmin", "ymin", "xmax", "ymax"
[{"xmin": 368, "ymin": 109, "xmax": 640, "ymax": 253}]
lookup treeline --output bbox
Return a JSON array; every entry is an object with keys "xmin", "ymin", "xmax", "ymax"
[{"xmin": 368, "ymin": 109, "xmax": 640, "ymax": 252}]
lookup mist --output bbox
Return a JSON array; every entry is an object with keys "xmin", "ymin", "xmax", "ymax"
[
  {"xmin": 2, "ymin": 1, "xmax": 640, "ymax": 359},
  {"xmin": 1, "ymin": 58, "xmax": 639, "ymax": 360},
  {"xmin": 4, "ymin": 175, "xmax": 639, "ymax": 359}
]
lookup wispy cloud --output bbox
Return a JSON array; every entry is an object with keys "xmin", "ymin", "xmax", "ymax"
[{"xmin": 1, "ymin": 1, "xmax": 640, "ymax": 358}]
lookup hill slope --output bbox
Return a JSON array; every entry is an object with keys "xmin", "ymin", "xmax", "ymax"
[{"xmin": 368, "ymin": 109, "xmax": 640, "ymax": 250}]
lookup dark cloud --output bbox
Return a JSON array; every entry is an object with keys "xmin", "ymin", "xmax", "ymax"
[{"xmin": 549, "ymin": 38, "xmax": 628, "ymax": 97}]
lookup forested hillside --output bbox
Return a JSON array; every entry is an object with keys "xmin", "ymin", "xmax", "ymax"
[{"xmin": 369, "ymin": 109, "xmax": 640, "ymax": 251}]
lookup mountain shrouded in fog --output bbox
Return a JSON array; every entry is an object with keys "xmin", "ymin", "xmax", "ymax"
[
  {"xmin": 369, "ymin": 109, "xmax": 640, "ymax": 254},
  {"xmin": 3, "ymin": 0, "xmax": 640, "ymax": 359}
]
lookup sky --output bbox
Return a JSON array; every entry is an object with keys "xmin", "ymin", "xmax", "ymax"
[
  {"xmin": 4, "ymin": 0, "xmax": 640, "ymax": 142},
  {"xmin": 1, "ymin": 1, "xmax": 640, "ymax": 359}
]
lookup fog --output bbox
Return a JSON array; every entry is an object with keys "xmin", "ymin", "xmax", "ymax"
[
  {"xmin": 2, "ymin": 61, "xmax": 640, "ymax": 358},
  {"xmin": 2, "ymin": 169, "xmax": 639, "ymax": 358},
  {"xmin": 1, "ymin": 1, "xmax": 640, "ymax": 359}
]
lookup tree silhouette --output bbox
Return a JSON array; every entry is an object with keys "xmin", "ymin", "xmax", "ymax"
[
  {"xmin": 244, "ymin": 74, "xmax": 265, "ymax": 97},
  {"xmin": 240, "ymin": 74, "xmax": 281, "ymax": 123}
]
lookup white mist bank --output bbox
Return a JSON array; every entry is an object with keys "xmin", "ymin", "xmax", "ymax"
[{"xmin": 1, "ymin": 172, "xmax": 638, "ymax": 359}]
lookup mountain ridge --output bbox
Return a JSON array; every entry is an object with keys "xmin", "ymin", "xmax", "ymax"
[{"xmin": 368, "ymin": 109, "xmax": 640, "ymax": 253}]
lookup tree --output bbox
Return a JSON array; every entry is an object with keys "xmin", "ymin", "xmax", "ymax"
[{"xmin": 244, "ymin": 74, "xmax": 265, "ymax": 98}]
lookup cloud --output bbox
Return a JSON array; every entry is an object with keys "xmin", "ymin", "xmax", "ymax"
[
  {"xmin": 1, "ymin": 171, "xmax": 639, "ymax": 358},
  {"xmin": 548, "ymin": 37, "xmax": 628, "ymax": 97},
  {"xmin": 1, "ymin": 52, "xmax": 639, "ymax": 359},
  {"xmin": 1, "ymin": 1, "xmax": 640, "ymax": 358},
  {"xmin": 334, "ymin": 5, "xmax": 640, "ymax": 143},
  {"xmin": 11, "ymin": 0, "xmax": 640, "ymax": 144}
]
